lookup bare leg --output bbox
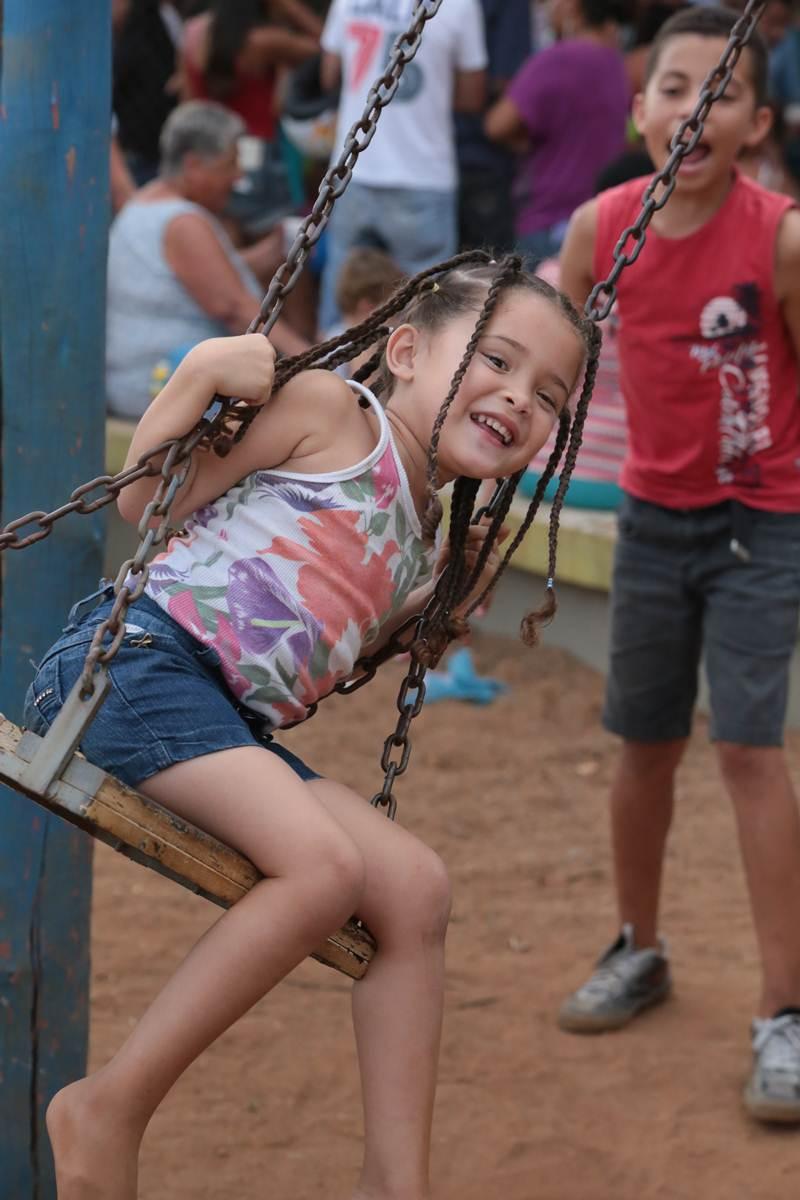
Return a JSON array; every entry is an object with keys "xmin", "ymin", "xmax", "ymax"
[
  {"xmin": 717, "ymin": 743, "xmax": 800, "ymax": 1016},
  {"xmin": 46, "ymin": 748, "xmax": 366, "ymax": 1200},
  {"xmin": 610, "ymin": 738, "xmax": 687, "ymax": 947},
  {"xmin": 310, "ymin": 780, "xmax": 451, "ymax": 1200}
]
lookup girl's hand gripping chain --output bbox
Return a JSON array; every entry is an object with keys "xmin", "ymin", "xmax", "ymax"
[
  {"xmin": 119, "ymin": 334, "xmax": 280, "ymax": 528},
  {"xmin": 188, "ymin": 334, "xmax": 277, "ymax": 408}
]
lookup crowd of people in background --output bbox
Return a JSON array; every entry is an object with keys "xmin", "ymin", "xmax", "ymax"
[{"xmin": 107, "ymin": 0, "xmax": 800, "ymax": 511}]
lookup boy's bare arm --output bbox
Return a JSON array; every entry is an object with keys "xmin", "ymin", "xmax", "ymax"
[
  {"xmin": 559, "ymin": 199, "xmax": 599, "ymax": 312},
  {"xmin": 775, "ymin": 208, "xmax": 800, "ymax": 364}
]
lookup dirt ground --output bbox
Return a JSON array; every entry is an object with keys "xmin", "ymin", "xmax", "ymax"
[{"xmin": 88, "ymin": 634, "xmax": 800, "ymax": 1200}]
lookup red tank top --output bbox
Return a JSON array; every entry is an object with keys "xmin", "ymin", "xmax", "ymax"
[
  {"xmin": 593, "ymin": 171, "xmax": 799, "ymax": 511},
  {"xmin": 183, "ymin": 17, "xmax": 277, "ymax": 142}
]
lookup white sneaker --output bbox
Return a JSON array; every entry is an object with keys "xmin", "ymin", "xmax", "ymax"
[
  {"xmin": 744, "ymin": 1010, "xmax": 800, "ymax": 1123},
  {"xmin": 558, "ymin": 924, "xmax": 671, "ymax": 1033}
]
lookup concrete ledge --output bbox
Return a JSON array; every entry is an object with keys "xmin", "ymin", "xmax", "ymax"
[{"xmin": 504, "ymin": 498, "xmax": 616, "ymax": 593}]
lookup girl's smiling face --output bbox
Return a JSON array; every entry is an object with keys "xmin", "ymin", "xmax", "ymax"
[{"xmin": 386, "ymin": 288, "xmax": 586, "ymax": 484}]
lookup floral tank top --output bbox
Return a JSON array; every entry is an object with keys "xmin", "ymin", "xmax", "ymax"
[{"xmin": 145, "ymin": 382, "xmax": 435, "ymax": 728}]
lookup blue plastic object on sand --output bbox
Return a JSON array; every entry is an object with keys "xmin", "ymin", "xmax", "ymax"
[{"xmin": 423, "ymin": 648, "xmax": 508, "ymax": 706}]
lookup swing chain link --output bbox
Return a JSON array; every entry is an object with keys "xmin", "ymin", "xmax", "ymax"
[
  {"xmin": 78, "ymin": 422, "xmax": 211, "ymax": 693},
  {"xmin": 369, "ymin": 617, "xmax": 431, "ymax": 821},
  {"xmin": 0, "ymin": 453, "xmax": 171, "ymax": 551},
  {"xmin": 586, "ymin": 0, "xmax": 766, "ymax": 322}
]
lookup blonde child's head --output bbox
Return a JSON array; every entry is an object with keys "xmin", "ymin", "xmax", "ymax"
[{"xmin": 335, "ymin": 248, "xmax": 405, "ymax": 327}]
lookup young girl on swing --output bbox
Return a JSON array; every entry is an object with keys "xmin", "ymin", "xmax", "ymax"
[{"xmin": 26, "ymin": 252, "xmax": 598, "ymax": 1200}]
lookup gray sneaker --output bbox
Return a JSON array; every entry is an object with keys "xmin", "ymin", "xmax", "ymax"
[
  {"xmin": 744, "ymin": 1011, "xmax": 800, "ymax": 1123},
  {"xmin": 558, "ymin": 924, "xmax": 671, "ymax": 1033}
]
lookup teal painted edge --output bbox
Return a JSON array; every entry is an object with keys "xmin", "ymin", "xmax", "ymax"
[{"xmin": 0, "ymin": 3, "xmax": 110, "ymax": 1195}]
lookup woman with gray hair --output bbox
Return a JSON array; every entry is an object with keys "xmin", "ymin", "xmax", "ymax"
[{"xmin": 106, "ymin": 100, "xmax": 308, "ymax": 420}]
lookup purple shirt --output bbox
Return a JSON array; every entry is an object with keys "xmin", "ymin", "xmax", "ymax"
[{"xmin": 508, "ymin": 40, "xmax": 629, "ymax": 236}]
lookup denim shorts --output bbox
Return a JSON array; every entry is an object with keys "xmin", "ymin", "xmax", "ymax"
[
  {"xmin": 23, "ymin": 588, "xmax": 320, "ymax": 788},
  {"xmin": 603, "ymin": 495, "xmax": 800, "ymax": 747}
]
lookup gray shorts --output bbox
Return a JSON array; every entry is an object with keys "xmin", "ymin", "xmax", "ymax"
[{"xmin": 603, "ymin": 494, "xmax": 800, "ymax": 747}]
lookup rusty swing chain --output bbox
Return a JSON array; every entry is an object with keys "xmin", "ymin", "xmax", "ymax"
[{"xmin": 1, "ymin": 0, "xmax": 767, "ymax": 821}]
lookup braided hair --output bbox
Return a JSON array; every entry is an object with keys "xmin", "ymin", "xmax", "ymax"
[
  {"xmin": 224, "ymin": 251, "xmax": 602, "ymax": 664},
  {"xmin": 368, "ymin": 256, "xmax": 603, "ymax": 662}
]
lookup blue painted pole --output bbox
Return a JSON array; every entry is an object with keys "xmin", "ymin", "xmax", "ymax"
[{"xmin": 0, "ymin": 3, "xmax": 110, "ymax": 1195}]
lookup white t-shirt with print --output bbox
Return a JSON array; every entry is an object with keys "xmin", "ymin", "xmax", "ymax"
[{"xmin": 322, "ymin": 0, "xmax": 487, "ymax": 192}]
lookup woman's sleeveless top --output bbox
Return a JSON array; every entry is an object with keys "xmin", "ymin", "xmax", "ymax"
[
  {"xmin": 106, "ymin": 198, "xmax": 260, "ymax": 420},
  {"xmin": 145, "ymin": 382, "xmax": 436, "ymax": 728}
]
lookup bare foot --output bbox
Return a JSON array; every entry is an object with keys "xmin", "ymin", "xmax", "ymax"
[{"xmin": 46, "ymin": 1078, "xmax": 141, "ymax": 1199}]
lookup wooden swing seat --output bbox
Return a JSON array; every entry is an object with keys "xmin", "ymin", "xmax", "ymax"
[{"xmin": 0, "ymin": 716, "xmax": 376, "ymax": 980}]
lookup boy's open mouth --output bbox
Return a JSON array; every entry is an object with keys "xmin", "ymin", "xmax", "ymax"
[
  {"xmin": 671, "ymin": 140, "xmax": 711, "ymax": 166},
  {"xmin": 471, "ymin": 413, "xmax": 515, "ymax": 447}
]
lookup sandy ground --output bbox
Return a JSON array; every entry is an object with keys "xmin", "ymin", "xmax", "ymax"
[{"xmin": 87, "ymin": 635, "xmax": 799, "ymax": 1200}]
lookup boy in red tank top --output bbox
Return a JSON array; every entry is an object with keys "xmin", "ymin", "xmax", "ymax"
[{"xmin": 558, "ymin": 6, "xmax": 800, "ymax": 1123}]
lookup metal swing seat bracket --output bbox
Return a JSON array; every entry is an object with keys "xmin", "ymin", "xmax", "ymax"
[{"xmin": 0, "ymin": 671, "xmax": 376, "ymax": 980}]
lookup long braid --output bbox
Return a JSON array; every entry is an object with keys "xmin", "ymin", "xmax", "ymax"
[
  {"xmin": 519, "ymin": 320, "xmax": 602, "ymax": 645},
  {"xmin": 457, "ymin": 468, "xmax": 525, "ymax": 606},
  {"xmin": 412, "ymin": 476, "xmax": 482, "ymax": 666},
  {"xmin": 437, "ymin": 475, "xmax": 480, "ymax": 620},
  {"xmin": 310, "ymin": 323, "xmax": 391, "ymax": 382},
  {"xmin": 421, "ymin": 256, "xmax": 523, "ymax": 540},
  {"xmin": 466, "ymin": 413, "xmax": 571, "ymax": 619},
  {"xmin": 352, "ymin": 334, "xmax": 390, "ymax": 393}
]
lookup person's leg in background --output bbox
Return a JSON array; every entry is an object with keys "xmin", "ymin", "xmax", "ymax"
[
  {"xmin": 559, "ymin": 496, "xmax": 703, "ymax": 1032},
  {"xmin": 516, "ymin": 220, "xmax": 571, "ymax": 271},
  {"xmin": 318, "ymin": 180, "xmax": 378, "ymax": 336},
  {"xmin": 375, "ymin": 186, "xmax": 458, "ymax": 279},
  {"xmin": 702, "ymin": 510, "xmax": 800, "ymax": 1122}
]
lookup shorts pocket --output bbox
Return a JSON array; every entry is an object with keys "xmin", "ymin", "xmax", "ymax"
[
  {"xmin": 616, "ymin": 494, "xmax": 641, "ymax": 540},
  {"xmin": 36, "ymin": 628, "xmax": 95, "ymax": 669},
  {"xmin": 24, "ymin": 655, "xmax": 64, "ymax": 732}
]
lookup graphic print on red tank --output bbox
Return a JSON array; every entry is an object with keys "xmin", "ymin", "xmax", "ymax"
[{"xmin": 593, "ymin": 171, "xmax": 800, "ymax": 512}]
